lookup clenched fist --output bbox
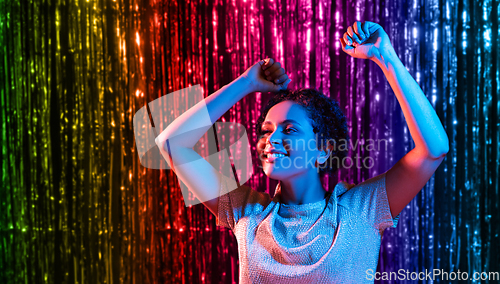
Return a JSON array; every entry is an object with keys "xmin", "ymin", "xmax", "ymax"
[
  {"xmin": 239, "ymin": 58, "xmax": 291, "ymax": 93},
  {"xmin": 339, "ymin": 21, "xmax": 395, "ymax": 62}
]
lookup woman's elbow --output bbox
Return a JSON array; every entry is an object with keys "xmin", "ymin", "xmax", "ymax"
[
  {"xmin": 429, "ymin": 143, "xmax": 449, "ymax": 159},
  {"xmin": 432, "ymin": 131, "xmax": 450, "ymax": 158}
]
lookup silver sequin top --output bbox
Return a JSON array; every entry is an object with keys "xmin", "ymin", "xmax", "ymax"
[{"xmin": 217, "ymin": 171, "xmax": 400, "ymax": 284}]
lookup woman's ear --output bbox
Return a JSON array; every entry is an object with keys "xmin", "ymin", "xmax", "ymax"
[{"xmin": 317, "ymin": 143, "xmax": 334, "ymax": 164}]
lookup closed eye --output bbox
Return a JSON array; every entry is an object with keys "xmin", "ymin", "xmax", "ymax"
[{"xmin": 261, "ymin": 128, "xmax": 297, "ymax": 135}]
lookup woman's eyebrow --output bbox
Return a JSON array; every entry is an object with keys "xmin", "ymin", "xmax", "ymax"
[{"xmin": 261, "ymin": 119, "xmax": 302, "ymax": 126}]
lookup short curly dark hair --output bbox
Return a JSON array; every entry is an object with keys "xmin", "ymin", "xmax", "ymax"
[{"xmin": 256, "ymin": 88, "xmax": 350, "ymax": 178}]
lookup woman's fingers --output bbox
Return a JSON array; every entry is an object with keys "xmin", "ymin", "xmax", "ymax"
[
  {"xmin": 259, "ymin": 57, "xmax": 290, "ymax": 87},
  {"xmin": 280, "ymin": 78, "xmax": 292, "ymax": 90},
  {"xmin": 347, "ymin": 26, "xmax": 356, "ymax": 42},
  {"xmin": 339, "ymin": 37, "xmax": 354, "ymax": 53},
  {"xmin": 339, "ymin": 37, "xmax": 346, "ymax": 49},
  {"xmin": 345, "ymin": 21, "xmax": 373, "ymax": 46},
  {"xmin": 343, "ymin": 32, "xmax": 353, "ymax": 45},
  {"xmin": 268, "ymin": 68, "xmax": 285, "ymax": 81},
  {"xmin": 362, "ymin": 22, "xmax": 370, "ymax": 36},
  {"xmin": 262, "ymin": 58, "xmax": 274, "ymax": 71},
  {"xmin": 347, "ymin": 26, "xmax": 362, "ymax": 44},
  {"xmin": 354, "ymin": 21, "xmax": 366, "ymax": 39},
  {"xmin": 273, "ymin": 77, "xmax": 291, "ymax": 91},
  {"xmin": 264, "ymin": 61, "xmax": 281, "ymax": 76},
  {"xmin": 274, "ymin": 73, "xmax": 289, "ymax": 84}
]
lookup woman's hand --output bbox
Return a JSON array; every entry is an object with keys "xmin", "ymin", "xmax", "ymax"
[
  {"xmin": 339, "ymin": 21, "xmax": 395, "ymax": 62},
  {"xmin": 239, "ymin": 58, "xmax": 291, "ymax": 93}
]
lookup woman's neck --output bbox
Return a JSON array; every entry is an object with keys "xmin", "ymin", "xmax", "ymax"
[{"xmin": 279, "ymin": 170, "xmax": 327, "ymax": 205}]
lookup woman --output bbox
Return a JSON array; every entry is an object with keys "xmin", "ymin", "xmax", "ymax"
[{"xmin": 156, "ymin": 21, "xmax": 449, "ymax": 283}]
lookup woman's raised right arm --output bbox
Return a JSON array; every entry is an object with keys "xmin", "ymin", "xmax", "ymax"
[
  {"xmin": 155, "ymin": 59, "xmax": 290, "ymax": 217},
  {"xmin": 155, "ymin": 76, "xmax": 253, "ymax": 151}
]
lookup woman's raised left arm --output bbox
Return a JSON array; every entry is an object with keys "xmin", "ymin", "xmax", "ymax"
[
  {"xmin": 340, "ymin": 21, "xmax": 449, "ymax": 217},
  {"xmin": 371, "ymin": 40, "xmax": 449, "ymax": 158}
]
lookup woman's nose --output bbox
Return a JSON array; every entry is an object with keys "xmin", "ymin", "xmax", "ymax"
[{"xmin": 267, "ymin": 130, "xmax": 282, "ymax": 145}]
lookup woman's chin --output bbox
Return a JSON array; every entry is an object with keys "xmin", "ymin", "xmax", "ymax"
[{"xmin": 262, "ymin": 162, "xmax": 289, "ymax": 178}]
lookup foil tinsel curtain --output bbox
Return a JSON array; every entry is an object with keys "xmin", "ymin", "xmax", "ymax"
[{"xmin": 0, "ymin": 0, "xmax": 498, "ymax": 283}]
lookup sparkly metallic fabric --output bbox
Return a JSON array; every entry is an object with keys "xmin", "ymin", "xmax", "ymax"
[{"xmin": 217, "ymin": 172, "xmax": 399, "ymax": 283}]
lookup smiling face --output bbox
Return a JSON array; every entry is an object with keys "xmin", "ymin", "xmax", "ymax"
[{"xmin": 257, "ymin": 100, "xmax": 328, "ymax": 180}]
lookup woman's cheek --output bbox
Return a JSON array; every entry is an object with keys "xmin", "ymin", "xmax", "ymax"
[
  {"xmin": 256, "ymin": 139, "xmax": 266, "ymax": 160},
  {"xmin": 290, "ymin": 148, "xmax": 310, "ymax": 168}
]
